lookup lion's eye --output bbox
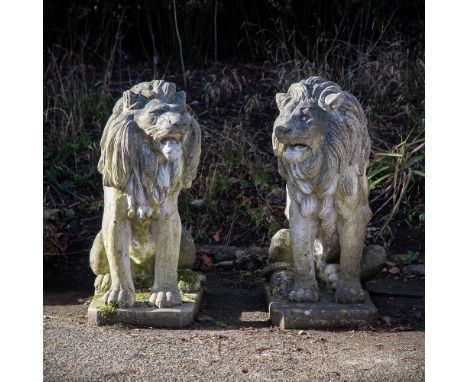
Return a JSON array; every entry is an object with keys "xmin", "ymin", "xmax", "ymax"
[
  {"xmin": 302, "ymin": 108, "xmax": 312, "ymax": 117},
  {"xmin": 300, "ymin": 111, "xmax": 310, "ymax": 121}
]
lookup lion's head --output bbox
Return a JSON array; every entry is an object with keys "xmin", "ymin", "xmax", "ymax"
[
  {"xmin": 272, "ymin": 77, "xmax": 371, "ymax": 233},
  {"xmin": 98, "ymin": 80, "xmax": 201, "ymax": 218}
]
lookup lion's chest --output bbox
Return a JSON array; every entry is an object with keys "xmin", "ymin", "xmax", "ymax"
[{"xmin": 129, "ymin": 220, "xmax": 158, "ymax": 264}]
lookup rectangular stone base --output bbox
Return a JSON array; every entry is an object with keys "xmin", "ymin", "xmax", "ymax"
[
  {"xmin": 88, "ymin": 289, "xmax": 203, "ymax": 328},
  {"xmin": 265, "ymin": 284, "xmax": 377, "ymax": 330}
]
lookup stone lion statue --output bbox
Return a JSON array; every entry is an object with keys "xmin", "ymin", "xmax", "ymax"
[
  {"xmin": 267, "ymin": 76, "xmax": 385, "ymax": 304},
  {"xmin": 89, "ymin": 80, "xmax": 201, "ymax": 308}
]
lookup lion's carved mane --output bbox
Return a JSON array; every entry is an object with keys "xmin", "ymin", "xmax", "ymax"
[{"xmin": 97, "ymin": 80, "xmax": 201, "ymax": 216}]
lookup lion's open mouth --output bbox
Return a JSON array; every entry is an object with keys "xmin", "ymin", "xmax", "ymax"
[
  {"xmin": 282, "ymin": 144, "xmax": 312, "ymax": 164},
  {"xmin": 287, "ymin": 144, "xmax": 308, "ymax": 151}
]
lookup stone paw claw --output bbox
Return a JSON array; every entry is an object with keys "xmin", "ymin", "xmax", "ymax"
[
  {"xmin": 103, "ymin": 286, "xmax": 135, "ymax": 308},
  {"xmin": 149, "ymin": 289, "xmax": 182, "ymax": 308},
  {"xmin": 94, "ymin": 273, "xmax": 111, "ymax": 294},
  {"xmin": 288, "ymin": 286, "xmax": 320, "ymax": 303}
]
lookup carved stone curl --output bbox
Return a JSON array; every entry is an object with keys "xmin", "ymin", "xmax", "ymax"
[
  {"xmin": 269, "ymin": 76, "xmax": 385, "ymax": 304},
  {"xmin": 89, "ymin": 80, "xmax": 201, "ymax": 308}
]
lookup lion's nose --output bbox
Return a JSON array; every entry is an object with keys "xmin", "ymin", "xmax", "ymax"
[
  {"xmin": 275, "ymin": 125, "xmax": 292, "ymax": 136},
  {"xmin": 169, "ymin": 114, "xmax": 189, "ymax": 129}
]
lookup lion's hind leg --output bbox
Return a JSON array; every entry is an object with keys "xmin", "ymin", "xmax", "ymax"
[{"xmin": 90, "ymin": 230, "xmax": 111, "ymax": 294}]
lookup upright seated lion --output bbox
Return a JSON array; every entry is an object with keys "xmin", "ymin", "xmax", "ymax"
[
  {"xmin": 90, "ymin": 80, "xmax": 201, "ymax": 308},
  {"xmin": 268, "ymin": 76, "xmax": 385, "ymax": 304}
]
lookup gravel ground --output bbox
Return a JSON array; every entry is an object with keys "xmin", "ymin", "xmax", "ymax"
[{"xmin": 44, "ymin": 272, "xmax": 424, "ymax": 381}]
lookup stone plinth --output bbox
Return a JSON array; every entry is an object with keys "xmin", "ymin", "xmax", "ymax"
[
  {"xmin": 265, "ymin": 284, "xmax": 377, "ymax": 330},
  {"xmin": 88, "ymin": 290, "xmax": 203, "ymax": 328}
]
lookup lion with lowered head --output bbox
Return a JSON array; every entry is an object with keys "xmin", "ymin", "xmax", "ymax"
[
  {"xmin": 89, "ymin": 80, "xmax": 201, "ymax": 308},
  {"xmin": 270, "ymin": 76, "xmax": 377, "ymax": 304}
]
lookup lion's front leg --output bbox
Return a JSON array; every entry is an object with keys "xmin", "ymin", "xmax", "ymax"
[
  {"xmin": 288, "ymin": 195, "xmax": 320, "ymax": 303},
  {"xmin": 335, "ymin": 204, "xmax": 371, "ymax": 304},
  {"xmin": 149, "ymin": 202, "xmax": 182, "ymax": 309},
  {"xmin": 101, "ymin": 201, "xmax": 136, "ymax": 308}
]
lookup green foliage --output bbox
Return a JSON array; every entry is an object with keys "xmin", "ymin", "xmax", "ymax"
[
  {"xmin": 240, "ymin": 271, "xmax": 253, "ymax": 281},
  {"xmin": 178, "ymin": 269, "xmax": 200, "ymax": 291},
  {"xmin": 98, "ymin": 302, "xmax": 119, "ymax": 318},
  {"xmin": 404, "ymin": 209, "xmax": 425, "ymax": 227},
  {"xmin": 399, "ymin": 251, "xmax": 420, "ymax": 265},
  {"xmin": 239, "ymin": 270, "xmax": 263, "ymax": 288},
  {"xmin": 368, "ymin": 128, "xmax": 425, "ymax": 232}
]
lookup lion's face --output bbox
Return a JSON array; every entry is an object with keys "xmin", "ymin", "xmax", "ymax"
[
  {"xmin": 99, "ymin": 80, "xmax": 201, "ymax": 215},
  {"xmin": 133, "ymin": 99, "xmax": 191, "ymax": 163},
  {"xmin": 273, "ymin": 88, "xmax": 344, "ymax": 164}
]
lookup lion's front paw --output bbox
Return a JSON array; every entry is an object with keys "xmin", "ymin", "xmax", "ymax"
[
  {"xmin": 103, "ymin": 286, "xmax": 135, "ymax": 308},
  {"xmin": 335, "ymin": 279, "xmax": 365, "ymax": 304},
  {"xmin": 288, "ymin": 278, "xmax": 320, "ymax": 303},
  {"xmin": 94, "ymin": 273, "xmax": 111, "ymax": 294},
  {"xmin": 149, "ymin": 289, "xmax": 182, "ymax": 308}
]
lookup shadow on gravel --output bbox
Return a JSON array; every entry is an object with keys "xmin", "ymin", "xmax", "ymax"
[
  {"xmin": 43, "ymin": 290, "xmax": 92, "ymax": 306},
  {"xmin": 43, "ymin": 262, "xmax": 424, "ymax": 332},
  {"xmin": 194, "ymin": 271, "xmax": 271, "ymax": 329}
]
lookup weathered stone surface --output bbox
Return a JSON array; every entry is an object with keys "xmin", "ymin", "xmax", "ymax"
[
  {"xmin": 88, "ymin": 289, "xmax": 203, "ymax": 328},
  {"xmin": 178, "ymin": 227, "xmax": 197, "ymax": 269},
  {"xmin": 361, "ymin": 244, "xmax": 387, "ymax": 281},
  {"xmin": 268, "ymin": 230, "xmax": 386, "ymax": 285},
  {"xmin": 270, "ymin": 269, "xmax": 294, "ymax": 298},
  {"xmin": 265, "ymin": 284, "xmax": 377, "ymax": 330},
  {"xmin": 268, "ymin": 228, "xmax": 292, "ymax": 263},
  {"xmin": 89, "ymin": 80, "xmax": 202, "ymax": 312}
]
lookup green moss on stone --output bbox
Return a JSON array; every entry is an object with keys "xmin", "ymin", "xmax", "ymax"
[
  {"xmin": 98, "ymin": 302, "xmax": 119, "ymax": 317},
  {"xmin": 181, "ymin": 292, "xmax": 197, "ymax": 304},
  {"xmin": 178, "ymin": 269, "xmax": 200, "ymax": 292},
  {"xmin": 135, "ymin": 290, "xmax": 152, "ymax": 302},
  {"xmin": 93, "ymin": 292, "xmax": 104, "ymax": 300}
]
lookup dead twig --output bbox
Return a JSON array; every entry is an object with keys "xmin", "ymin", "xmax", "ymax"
[{"xmin": 172, "ymin": 0, "xmax": 187, "ymax": 89}]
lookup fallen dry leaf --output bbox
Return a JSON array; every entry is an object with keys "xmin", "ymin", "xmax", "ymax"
[
  {"xmin": 200, "ymin": 253, "xmax": 214, "ymax": 271},
  {"xmin": 235, "ymin": 249, "xmax": 249, "ymax": 262}
]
